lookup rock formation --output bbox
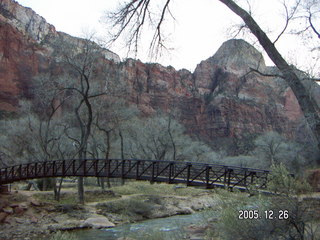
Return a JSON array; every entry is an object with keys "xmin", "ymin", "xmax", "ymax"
[
  {"xmin": 0, "ymin": 0, "xmax": 319, "ymax": 154},
  {"xmin": 0, "ymin": 0, "xmax": 119, "ymax": 111}
]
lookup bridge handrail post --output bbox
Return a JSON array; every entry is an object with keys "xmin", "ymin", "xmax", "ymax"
[
  {"xmin": 227, "ymin": 168, "xmax": 233, "ymax": 188},
  {"xmin": 62, "ymin": 160, "xmax": 66, "ymax": 176},
  {"xmin": 26, "ymin": 163, "xmax": 30, "ymax": 178},
  {"xmin": 168, "ymin": 162, "xmax": 174, "ymax": 183},
  {"xmin": 151, "ymin": 161, "xmax": 156, "ymax": 182},
  {"xmin": 106, "ymin": 159, "xmax": 111, "ymax": 178},
  {"xmin": 136, "ymin": 160, "xmax": 140, "ymax": 180},
  {"xmin": 260, "ymin": 171, "xmax": 269, "ymax": 189},
  {"xmin": 34, "ymin": 163, "xmax": 38, "ymax": 177},
  {"xmin": 10, "ymin": 167, "xmax": 14, "ymax": 181},
  {"xmin": 18, "ymin": 165, "xmax": 22, "ymax": 180},
  {"xmin": 94, "ymin": 160, "xmax": 98, "ymax": 177},
  {"xmin": 72, "ymin": 160, "xmax": 76, "ymax": 175},
  {"xmin": 52, "ymin": 161, "xmax": 56, "ymax": 176},
  {"xmin": 206, "ymin": 165, "xmax": 211, "ymax": 188},
  {"xmin": 187, "ymin": 163, "xmax": 192, "ymax": 186},
  {"xmin": 223, "ymin": 167, "xmax": 228, "ymax": 187},
  {"xmin": 83, "ymin": 160, "xmax": 87, "ymax": 176},
  {"xmin": 243, "ymin": 169, "xmax": 247, "ymax": 187},
  {"xmin": 121, "ymin": 159, "xmax": 126, "ymax": 179},
  {"xmin": 251, "ymin": 171, "xmax": 256, "ymax": 184},
  {"xmin": 43, "ymin": 161, "xmax": 46, "ymax": 177},
  {"xmin": 265, "ymin": 171, "xmax": 269, "ymax": 186}
]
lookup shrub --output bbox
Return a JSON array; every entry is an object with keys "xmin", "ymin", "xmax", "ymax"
[
  {"xmin": 268, "ymin": 163, "xmax": 312, "ymax": 195},
  {"xmin": 214, "ymin": 185, "xmax": 315, "ymax": 240}
]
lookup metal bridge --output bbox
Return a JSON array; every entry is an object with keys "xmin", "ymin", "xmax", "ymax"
[{"xmin": 0, "ymin": 159, "xmax": 270, "ymax": 191}]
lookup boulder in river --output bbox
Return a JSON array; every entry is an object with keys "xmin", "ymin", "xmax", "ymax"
[{"xmin": 81, "ymin": 216, "xmax": 115, "ymax": 229}]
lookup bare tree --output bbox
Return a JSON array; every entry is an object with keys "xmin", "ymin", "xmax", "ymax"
[
  {"xmin": 253, "ymin": 131, "xmax": 288, "ymax": 167},
  {"xmin": 105, "ymin": 0, "xmax": 320, "ymax": 150},
  {"xmin": 0, "ymin": 106, "xmax": 72, "ymax": 199},
  {"xmin": 122, "ymin": 114, "xmax": 217, "ymax": 162},
  {"xmin": 105, "ymin": 0, "xmax": 174, "ymax": 58},
  {"xmin": 92, "ymin": 98, "xmax": 139, "ymax": 188},
  {"xmin": 252, "ymin": 131, "xmax": 314, "ymax": 173},
  {"xmin": 52, "ymin": 35, "xmax": 108, "ymax": 204}
]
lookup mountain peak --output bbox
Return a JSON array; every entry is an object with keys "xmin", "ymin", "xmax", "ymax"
[{"xmin": 210, "ymin": 39, "xmax": 266, "ymax": 74}]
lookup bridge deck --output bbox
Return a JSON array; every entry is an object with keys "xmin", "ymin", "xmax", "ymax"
[{"xmin": 0, "ymin": 159, "xmax": 270, "ymax": 191}]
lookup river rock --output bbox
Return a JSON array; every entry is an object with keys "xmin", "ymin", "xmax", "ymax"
[
  {"xmin": 0, "ymin": 199, "xmax": 9, "ymax": 209},
  {"xmin": 30, "ymin": 200, "xmax": 41, "ymax": 207},
  {"xmin": 9, "ymin": 203, "xmax": 19, "ymax": 208},
  {"xmin": 13, "ymin": 206, "xmax": 25, "ymax": 215},
  {"xmin": 3, "ymin": 207, "xmax": 13, "ymax": 214},
  {"xmin": 82, "ymin": 216, "xmax": 115, "ymax": 229},
  {"xmin": 0, "ymin": 212, "xmax": 8, "ymax": 223}
]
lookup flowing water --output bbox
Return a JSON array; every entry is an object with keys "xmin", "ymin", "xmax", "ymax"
[{"xmin": 72, "ymin": 211, "xmax": 217, "ymax": 240}]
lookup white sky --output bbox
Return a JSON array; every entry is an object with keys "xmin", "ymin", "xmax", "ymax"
[{"xmin": 16, "ymin": 0, "xmax": 319, "ymax": 73}]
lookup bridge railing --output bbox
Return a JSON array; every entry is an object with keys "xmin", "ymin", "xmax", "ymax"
[{"xmin": 0, "ymin": 159, "xmax": 270, "ymax": 190}]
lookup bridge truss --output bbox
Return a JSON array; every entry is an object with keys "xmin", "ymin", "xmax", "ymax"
[{"xmin": 0, "ymin": 159, "xmax": 270, "ymax": 191}]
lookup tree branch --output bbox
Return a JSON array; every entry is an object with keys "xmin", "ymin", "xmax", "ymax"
[
  {"xmin": 248, "ymin": 67, "xmax": 284, "ymax": 78},
  {"xmin": 308, "ymin": 12, "xmax": 320, "ymax": 38},
  {"xmin": 273, "ymin": 0, "xmax": 301, "ymax": 44}
]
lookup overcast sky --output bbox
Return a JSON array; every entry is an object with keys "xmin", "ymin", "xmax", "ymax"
[{"xmin": 17, "ymin": 0, "xmax": 319, "ymax": 73}]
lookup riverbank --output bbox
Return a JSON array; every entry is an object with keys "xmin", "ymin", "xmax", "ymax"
[{"xmin": 0, "ymin": 181, "xmax": 222, "ymax": 240}]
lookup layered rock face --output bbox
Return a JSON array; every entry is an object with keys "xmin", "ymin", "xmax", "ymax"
[
  {"xmin": 119, "ymin": 40, "xmax": 316, "ymax": 152},
  {"xmin": 0, "ymin": 0, "xmax": 318, "ymax": 153},
  {"xmin": 0, "ymin": 0, "xmax": 119, "ymax": 111}
]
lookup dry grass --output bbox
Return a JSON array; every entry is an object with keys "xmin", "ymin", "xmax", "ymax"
[
  {"xmin": 32, "ymin": 180, "xmax": 207, "ymax": 204},
  {"xmin": 111, "ymin": 181, "xmax": 208, "ymax": 196}
]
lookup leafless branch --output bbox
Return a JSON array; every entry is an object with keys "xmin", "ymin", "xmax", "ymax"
[
  {"xmin": 149, "ymin": 0, "xmax": 172, "ymax": 56},
  {"xmin": 289, "ymin": 0, "xmax": 320, "ymax": 40},
  {"xmin": 105, "ymin": 0, "xmax": 173, "ymax": 58},
  {"xmin": 308, "ymin": 12, "xmax": 320, "ymax": 38},
  {"xmin": 273, "ymin": 0, "xmax": 301, "ymax": 44},
  {"xmin": 248, "ymin": 67, "xmax": 284, "ymax": 78}
]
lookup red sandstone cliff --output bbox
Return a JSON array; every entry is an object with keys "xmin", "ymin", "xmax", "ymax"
[
  {"xmin": 0, "ymin": 0, "xmax": 119, "ymax": 111},
  {"xmin": 0, "ymin": 0, "xmax": 319, "ymax": 153}
]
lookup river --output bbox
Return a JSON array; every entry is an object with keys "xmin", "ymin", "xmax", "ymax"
[{"xmin": 72, "ymin": 211, "xmax": 217, "ymax": 240}]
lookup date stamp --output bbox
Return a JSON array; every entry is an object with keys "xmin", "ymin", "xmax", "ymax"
[{"xmin": 238, "ymin": 209, "xmax": 289, "ymax": 220}]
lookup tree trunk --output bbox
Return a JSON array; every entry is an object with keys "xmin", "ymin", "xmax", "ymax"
[
  {"xmin": 119, "ymin": 130, "xmax": 125, "ymax": 185},
  {"xmin": 78, "ymin": 177, "xmax": 84, "ymax": 204},
  {"xmin": 219, "ymin": 0, "xmax": 320, "ymax": 149},
  {"xmin": 54, "ymin": 178, "xmax": 64, "ymax": 201},
  {"xmin": 104, "ymin": 130, "xmax": 111, "ymax": 188},
  {"xmin": 100, "ymin": 177, "xmax": 105, "ymax": 190},
  {"xmin": 119, "ymin": 130, "xmax": 125, "ymax": 160},
  {"xmin": 167, "ymin": 116, "xmax": 176, "ymax": 161},
  {"xmin": 106, "ymin": 178, "xmax": 111, "ymax": 188}
]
